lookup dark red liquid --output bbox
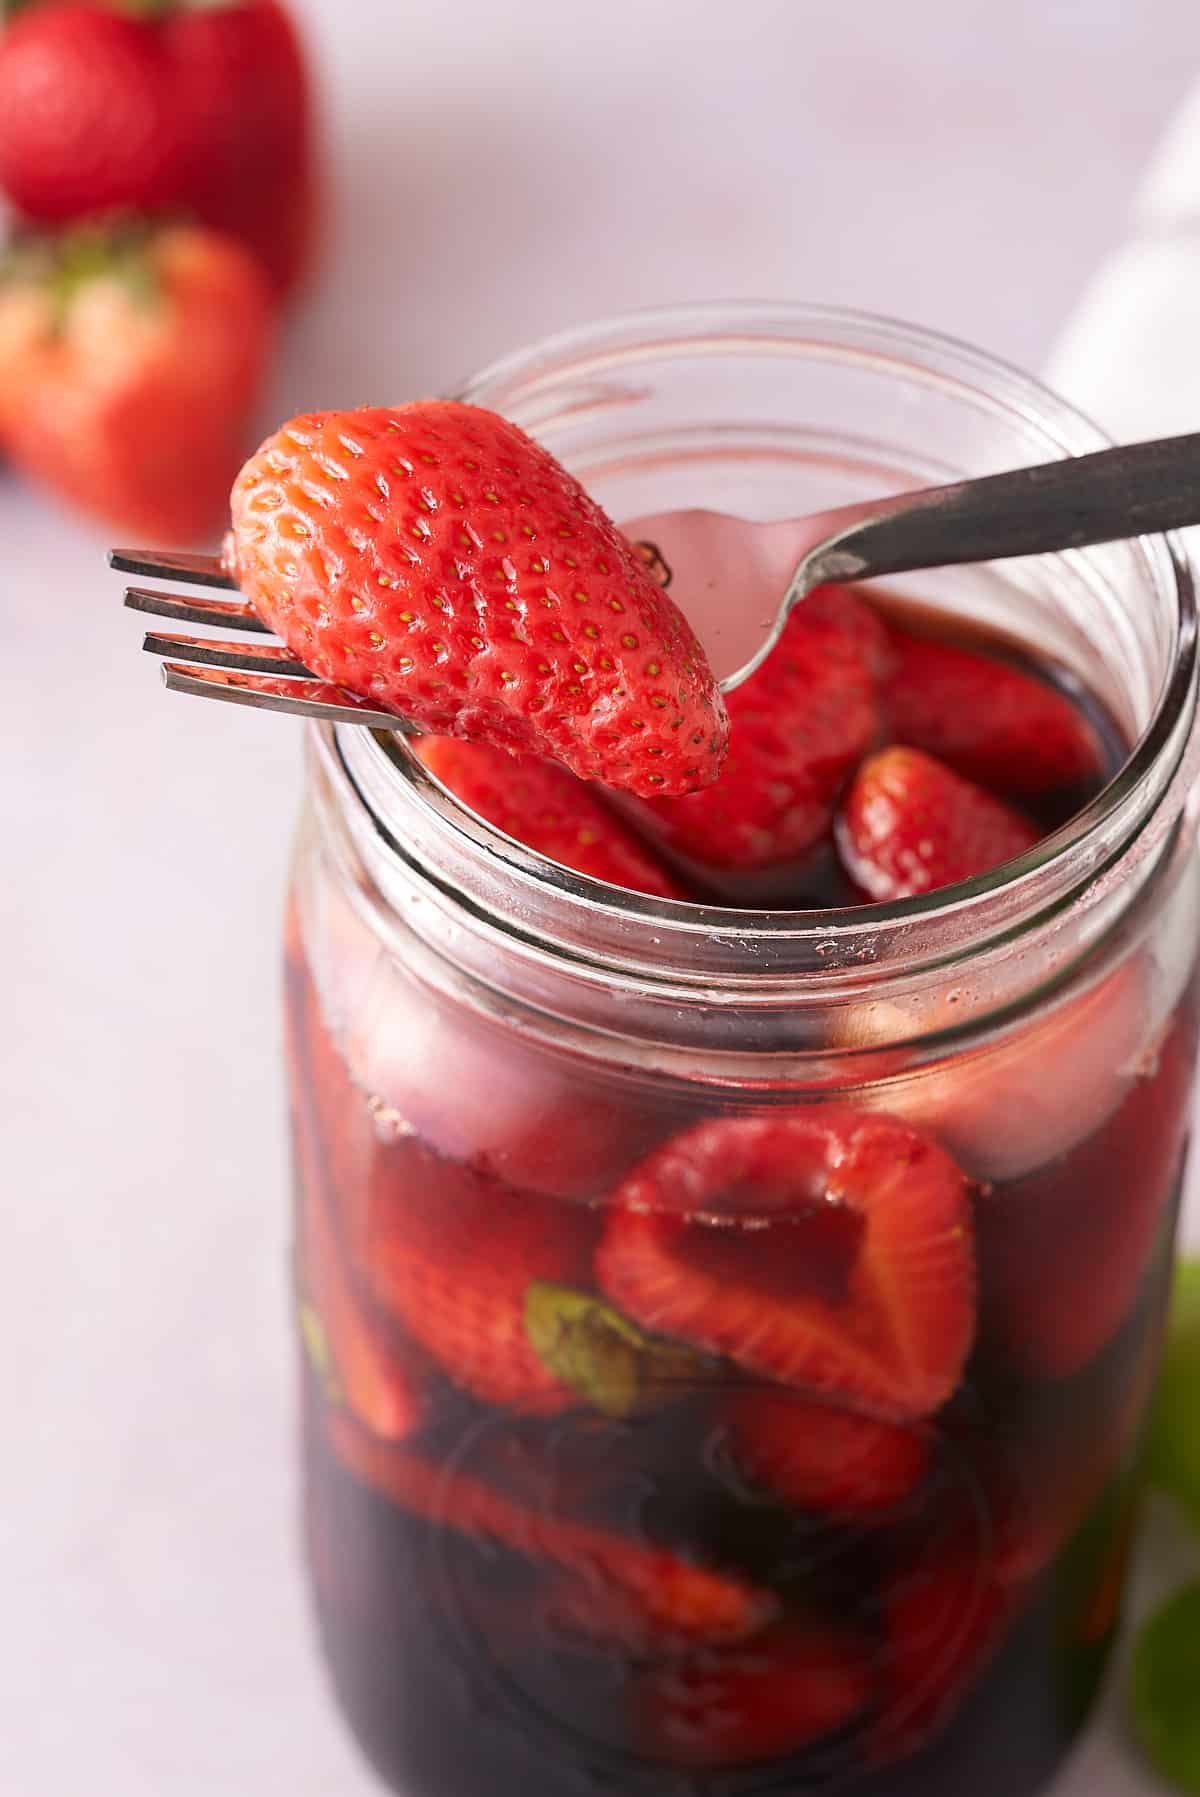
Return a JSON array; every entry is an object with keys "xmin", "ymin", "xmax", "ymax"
[{"xmin": 287, "ymin": 601, "xmax": 1195, "ymax": 1797}]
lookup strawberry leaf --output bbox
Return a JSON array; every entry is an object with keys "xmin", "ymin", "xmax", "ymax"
[{"xmin": 525, "ymin": 1281, "xmax": 716, "ymax": 1418}]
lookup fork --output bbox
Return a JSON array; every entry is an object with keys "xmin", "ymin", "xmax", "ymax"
[
  {"xmin": 115, "ymin": 428, "xmax": 1200, "ymax": 725},
  {"xmin": 114, "ymin": 547, "xmax": 418, "ymax": 731}
]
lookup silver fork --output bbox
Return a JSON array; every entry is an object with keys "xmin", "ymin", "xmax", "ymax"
[
  {"xmin": 114, "ymin": 548, "xmax": 417, "ymax": 731},
  {"xmin": 115, "ymin": 428, "xmax": 1200, "ymax": 726}
]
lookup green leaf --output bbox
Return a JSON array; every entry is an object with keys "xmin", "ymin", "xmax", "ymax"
[
  {"xmin": 0, "ymin": 221, "xmax": 160, "ymax": 324},
  {"xmin": 525, "ymin": 1281, "xmax": 716, "ymax": 1418},
  {"xmin": 1130, "ymin": 1582, "xmax": 1200, "ymax": 1793},
  {"xmin": 1147, "ymin": 1257, "xmax": 1200, "ymax": 1528}
]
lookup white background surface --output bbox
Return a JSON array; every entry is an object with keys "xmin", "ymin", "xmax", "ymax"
[{"xmin": 5, "ymin": 2, "xmax": 1200, "ymax": 1792}]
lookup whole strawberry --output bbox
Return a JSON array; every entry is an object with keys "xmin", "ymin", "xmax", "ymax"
[
  {"xmin": 0, "ymin": 222, "xmax": 274, "ymax": 540},
  {"xmin": 228, "ymin": 404, "xmax": 729, "ymax": 796},
  {"xmin": 0, "ymin": 0, "xmax": 315, "ymax": 294}
]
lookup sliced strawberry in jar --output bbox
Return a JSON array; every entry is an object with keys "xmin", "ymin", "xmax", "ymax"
[
  {"xmin": 627, "ymin": 585, "xmax": 884, "ymax": 872},
  {"xmin": 884, "ymin": 627, "xmax": 1105, "ymax": 796},
  {"xmin": 723, "ymin": 1386, "xmax": 928, "ymax": 1518},
  {"xmin": 596, "ymin": 1108, "xmax": 976, "ymax": 1423},
  {"xmin": 327, "ymin": 1410, "xmax": 776, "ymax": 1649},
  {"xmin": 334, "ymin": 930, "xmax": 667, "ymax": 1204},
  {"xmin": 413, "ymin": 737, "xmax": 685, "ymax": 897},
  {"xmin": 636, "ymin": 1618, "xmax": 873, "ymax": 1767},
  {"xmin": 871, "ymin": 1539, "xmax": 1013, "ymax": 1765},
  {"xmin": 836, "ymin": 747, "xmax": 1039, "ymax": 902},
  {"xmin": 363, "ymin": 1134, "xmax": 601, "ymax": 1414}
]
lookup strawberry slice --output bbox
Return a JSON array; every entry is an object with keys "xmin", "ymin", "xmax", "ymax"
[
  {"xmin": 596, "ymin": 1108, "xmax": 976, "ymax": 1423},
  {"xmin": 363, "ymin": 1134, "xmax": 601, "ymax": 1414},
  {"xmin": 836, "ymin": 746, "xmax": 1039, "ymax": 901},
  {"xmin": 628, "ymin": 584, "xmax": 883, "ymax": 871},
  {"xmin": 635, "ymin": 1619, "xmax": 873, "ymax": 1767},
  {"xmin": 884, "ymin": 627, "xmax": 1105, "ymax": 796},
  {"xmin": 871, "ymin": 1539, "xmax": 1013, "ymax": 1765},
  {"xmin": 413, "ymin": 737, "xmax": 684, "ymax": 897},
  {"xmin": 327, "ymin": 1409, "xmax": 776, "ymax": 1649},
  {"xmin": 723, "ymin": 1386, "xmax": 928, "ymax": 1517},
  {"xmin": 307, "ymin": 879, "xmax": 665, "ymax": 1205},
  {"xmin": 228, "ymin": 403, "xmax": 728, "ymax": 797}
]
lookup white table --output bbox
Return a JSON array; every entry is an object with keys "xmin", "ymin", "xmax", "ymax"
[{"xmin": 5, "ymin": 2, "xmax": 1200, "ymax": 1791}]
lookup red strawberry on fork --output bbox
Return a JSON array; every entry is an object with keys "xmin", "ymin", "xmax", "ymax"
[{"xmin": 226, "ymin": 403, "xmax": 729, "ymax": 797}]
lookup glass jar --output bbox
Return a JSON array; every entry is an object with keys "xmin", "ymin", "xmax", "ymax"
[{"xmin": 285, "ymin": 304, "xmax": 1200, "ymax": 1797}]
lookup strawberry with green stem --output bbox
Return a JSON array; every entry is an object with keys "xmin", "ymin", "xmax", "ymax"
[{"xmin": 0, "ymin": 221, "xmax": 274, "ymax": 539}]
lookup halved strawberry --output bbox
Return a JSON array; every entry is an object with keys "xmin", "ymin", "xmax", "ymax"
[
  {"xmin": 627, "ymin": 585, "xmax": 884, "ymax": 871},
  {"xmin": 977, "ymin": 995, "xmax": 1196, "ymax": 1380},
  {"xmin": 871, "ymin": 1540, "xmax": 1012, "ymax": 1765},
  {"xmin": 311, "ymin": 887, "xmax": 661, "ymax": 1204},
  {"xmin": 723, "ymin": 1386, "xmax": 928, "ymax": 1517},
  {"xmin": 413, "ymin": 736, "xmax": 684, "ymax": 896},
  {"xmin": 327, "ymin": 1409, "xmax": 776, "ymax": 1649},
  {"xmin": 836, "ymin": 747, "xmax": 1039, "ymax": 902},
  {"xmin": 636, "ymin": 1619, "xmax": 873, "ymax": 1767},
  {"xmin": 363, "ymin": 1134, "xmax": 600, "ymax": 1413},
  {"xmin": 884, "ymin": 627, "xmax": 1105, "ymax": 796},
  {"xmin": 228, "ymin": 403, "xmax": 728, "ymax": 798},
  {"xmin": 596, "ymin": 1108, "xmax": 976, "ymax": 1423}
]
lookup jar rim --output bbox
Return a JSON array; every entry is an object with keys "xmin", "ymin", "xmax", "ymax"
[{"xmin": 325, "ymin": 300, "xmax": 1199, "ymax": 984}]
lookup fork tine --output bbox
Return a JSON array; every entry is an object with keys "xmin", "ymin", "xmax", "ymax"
[
  {"xmin": 159, "ymin": 661, "xmax": 414, "ymax": 732},
  {"xmin": 124, "ymin": 585, "xmax": 271, "ymax": 634},
  {"xmin": 109, "ymin": 547, "xmax": 237, "ymax": 590},
  {"xmin": 142, "ymin": 630, "xmax": 313, "ymax": 677}
]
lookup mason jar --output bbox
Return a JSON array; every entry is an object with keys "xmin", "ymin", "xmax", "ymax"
[{"xmin": 284, "ymin": 304, "xmax": 1200, "ymax": 1797}]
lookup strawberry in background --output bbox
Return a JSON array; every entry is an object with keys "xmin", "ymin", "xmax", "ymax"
[
  {"xmin": 0, "ymin": 221, "xmax": 274, "ymax": 539},
  {"xmin": 0, "ymin": 0, "xmax": 316, "ymax": 295}
]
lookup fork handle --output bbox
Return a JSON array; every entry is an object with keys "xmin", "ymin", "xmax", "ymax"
[{"xmin": 805, "ymin": 431, "xmax": 1200, "ymax": 587}]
